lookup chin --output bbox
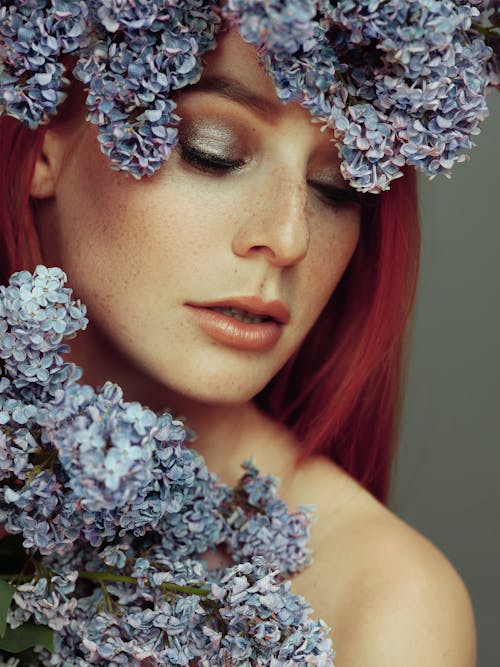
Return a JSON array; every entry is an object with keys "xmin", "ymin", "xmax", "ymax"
[
  {"xmin": 163, "ymin": 375, "xmax": 268, "ymax": 408},
  {"xmin": 140, "ymin": 346, "xmax": 283, "ymax": 408}
]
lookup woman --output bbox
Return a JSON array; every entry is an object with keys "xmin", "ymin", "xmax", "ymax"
[{"xmin": 0, "ymin": 2, "xmax": 487, "ymax": 665}]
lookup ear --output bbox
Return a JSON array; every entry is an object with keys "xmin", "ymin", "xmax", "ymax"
[{"xmin": 30, "ymin": 130, "xmax": 65, "ymax": 199}]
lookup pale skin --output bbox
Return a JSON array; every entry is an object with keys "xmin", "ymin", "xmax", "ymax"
[{"xmin": 30, "ymin": 28, "xmax": 476, "ymax": 667}]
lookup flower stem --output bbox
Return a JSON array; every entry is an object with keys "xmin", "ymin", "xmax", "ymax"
[
  {"xmin": 471, "ymin": 21, "xmax": 500, "ymax": 37},
  {"xmin": 77, "ymin": 570, "xmax": 211, "ymax": 597},
  {"xmin": 1, "ymin": 569, "xmax": 212, "ymax": 598}
]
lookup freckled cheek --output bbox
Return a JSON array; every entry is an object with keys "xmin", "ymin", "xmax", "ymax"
[
  {"xmin": 301, "ymin": 221, "xmax": 360, "ymax": 316},
  {"xmin": 69, "ymin": 190, "xmax": 225, "ymax": 324}
]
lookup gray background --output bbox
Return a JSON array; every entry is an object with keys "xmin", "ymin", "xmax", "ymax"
[{"xmin": 392, "ymin": 92, "xmax": 499, "ymax": 666}]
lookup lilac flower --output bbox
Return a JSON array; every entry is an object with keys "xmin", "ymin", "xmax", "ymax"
[
  {"xmin": 72, "ymin": 0, "xmax": 221, "ymax": 178},
  {"xmin": 44, "ymin": 382, "xmax": 159, "ymax": 513},
  {"xmin": 313, "ymin": 0, "xmax": 492, "ymax": 188},
  {"xmin": 0, "ymin": 264, "xmax": 334, "ymax": 663},
  {"xmin": 8, "ymin": 571, "xmax": 78, "ymax": 632},
  {"xmin": 129, "ymin": 550, "xmax": 210, "ymax": 590},
  {"xmin": 0, "ymin": 378, "xmax": 197, "ymax": 550},
  {"xmin": 13, "ymin": 550, "xmax": 333, "ymax": 665},
  {"xmin": 469, "ymin": 0, "xmax": 500, "ymax": 88},
  {"xmin": 0, "ymin": 469, "xmax": 82, "ymax": 554},
  {"xmin": 0, "ymin": 0, "xmax": 88, "ymax": 126},
  {"xmin": 200, "ymin": 558, "xmax": 334, "ymax": 666},
  {"xmin": 232, "ymin": 0, "xmax": 494, "ymax": 191},
  {"xmin": 73, "ymin": 36, "xmax": 182, "ymax": 178},
  {"xmin": 155, "ymin": 452, "xmax": 231, "ymax": 560},
  {"xmin": 225, "ymin": 461, "xmax": 312, "ymax": 575},
  {"xmin": 96, "ymin": 0, "xmax": 160, "ymax": 32},
  {"xmin": 1, "ymin": 0, "xmax": 497, "ymax": 192},
  {"xmin": 0, "ymin": 266, "xmax": 87, "ymax": 399},
  {"xmin": 99, "ymin": 542, "xmax": 129, "ymax": 569},
  {"xmin": 224, "ymin": 0, "xmax": 318, "ymax": 54},
  {"xmin": 0, "ymin": 423, "xmax": 39, "ymax": 482},
  {"xmin": 27, "ymin": 556, "xmax": 207, "ymax": 666}
]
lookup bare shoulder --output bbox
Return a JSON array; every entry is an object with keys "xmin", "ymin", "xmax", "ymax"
[{"xmin": 284, "ymin": 458, "xmax": 476, "ymax": 667}]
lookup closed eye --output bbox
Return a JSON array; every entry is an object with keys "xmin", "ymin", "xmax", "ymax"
[
  {"xmin": 308, "ymin": 181, "xmax": 361, "ymax": 208},
  {"xmin": 180, "ymin": 144, "xmax": 247, "ymax": 174}
]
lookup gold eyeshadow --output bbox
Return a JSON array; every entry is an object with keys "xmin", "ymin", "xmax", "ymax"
[
  {"xmin": 177, "ymin": 117, "xmax": 250, "ymax": 162},
  {"xmin": 176, "ymin": 97, "xmax": 350, "ymax": 191}
]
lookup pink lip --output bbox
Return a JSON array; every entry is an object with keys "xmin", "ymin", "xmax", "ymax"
[
  {"xmin": 190, "ymin": 297, "xmax": 290, "ymax": 324},
  {"xmin": 186, "ymin": 296, "xmax": 290, "ymax": 352}
]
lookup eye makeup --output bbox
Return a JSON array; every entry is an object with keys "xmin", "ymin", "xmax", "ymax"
[
  {"xmin": 176, "ymin": 115, "xmax": 253, "ymax": 175},
  {"xmin": 175, "ymin": 100, "xmax": 359, "ymax": 206},
  {"xmin": 306, "ymin": 163, "xmax": 361, "ymax": 207}
]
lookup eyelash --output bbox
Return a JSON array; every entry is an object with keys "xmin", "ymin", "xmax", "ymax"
[
  {"xmin": 180, "ymin": 144, "xmax": 247, "ymax": 173},
  {"xmin": 309, "ymin": 182, "xmax": 361, "ymax": 208},
  {"xmin": 180, "ymin": 144, "xmax": 360, "ymax": 207}
]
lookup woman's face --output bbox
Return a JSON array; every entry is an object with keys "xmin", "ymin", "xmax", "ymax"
[{"xmin": 34, "ymin": 29, "xmax": 361, "ymax": 409}]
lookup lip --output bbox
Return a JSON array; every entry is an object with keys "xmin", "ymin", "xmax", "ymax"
[
  {"xmin": 190, "ymin": 296, "xmax": 290, "ymax": 324},
  {"xmin": 186, "ymin": 296, "xmax": 290, "ymax": 352}
]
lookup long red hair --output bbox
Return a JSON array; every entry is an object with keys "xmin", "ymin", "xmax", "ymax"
[
  {"xmin": 259, "ymin": 173, "xmax": 419, "ymax": 502},
  {"xmin": 0, "ymin": 115, "xmax": 419, "ymax": 504}
]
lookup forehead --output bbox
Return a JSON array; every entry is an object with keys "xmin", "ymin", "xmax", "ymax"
[
  {"xmin": 198, "ymin": 28, "xmax": 283, "ymax": 102},
  {"xmin": 187, "ymin": 27, "xmax": 317, "ymax": 129},
  {"xmin": 183, "ymin": 26, "xmax": 344, "ymax": 166}
]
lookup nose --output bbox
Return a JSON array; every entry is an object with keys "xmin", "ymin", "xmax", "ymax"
[{"xmin": 231, "ymin": 170, "xmax": 310, "ymax": 267}]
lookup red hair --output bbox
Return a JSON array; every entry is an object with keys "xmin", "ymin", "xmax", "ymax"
[
  {"xmin": 0, "ymin": 115, "xmax": 420, "ymax": 504},
  {"xmin": 0, "ymin": 117, "xmax": 45, "ymax": 273}
]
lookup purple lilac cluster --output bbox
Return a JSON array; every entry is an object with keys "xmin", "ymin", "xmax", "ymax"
[
  {"xmin": 153, "ymin": 451, "xmax": 232, "ymax": 560},
  {"xmin": 72, "ymin": 0, "xmax": 221, "ymax": 177},
  {"xmin": 1, "ymin": 1, "xmax": 498, "ymax": 193},
  {"xmin": 204, "ymin": 559, "xmax": 333, "ymax": 666},
  {"xmin": 0, "ymin": 265, "xmax": 87, "ymax": 399},
  {"xmin": 18, "ymin": 556, "xmax": 330, "ymax": 665},
  {"xmin": 1, "ymin": 382, "xmax": 201, "ymax": 553},
  {"xmin": 8, "ymin": 570, "xmax": 78, "ymax": 633},
  {"xmin": 227, "ymin": 0, "xmax": 494, "ymax": 191},
  {"xmin": 473, "ymin": 0, "xmax": 500, "ymax": 88},
  {"xmin": 0, "ymin": 0, "xmax": 88, "ymax": 127},
  {"xmin": 0, "ymin": 0, "xmax": 220, "ymax": 177},
  {"xmin": 225, "ymin": 461, "xmax": 313, "ymax": 574},
  {"xmin": 0, "ymin": 267, "xmax": 327, "ymax": 665}
]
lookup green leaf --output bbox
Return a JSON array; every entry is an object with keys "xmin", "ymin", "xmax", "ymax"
[
  {"xmin": 0, "ymin": 580, "xmax": 16, "ymax": 638},
  {"xmin": 0, "ymin": 623, "xmax": 54, "ymax": 654}
]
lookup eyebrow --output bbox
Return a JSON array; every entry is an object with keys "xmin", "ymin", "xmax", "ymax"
[{"xmin": 187, "ymin": 76, "xmax": 284, "ymax": 124}]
